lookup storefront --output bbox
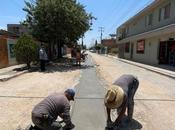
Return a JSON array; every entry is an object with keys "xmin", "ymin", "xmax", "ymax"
[{"xmin": 159, "ymin": 40, "xmax": 175, "ymax": 66}]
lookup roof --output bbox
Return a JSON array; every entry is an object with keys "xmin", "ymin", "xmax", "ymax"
[
  {"xmin": 7, "ymin": 24, "xmax": 21, "ymax": 27},
  {"xmin": 0, "ymin": 29, "xmax": 19, "ymax": 37}
]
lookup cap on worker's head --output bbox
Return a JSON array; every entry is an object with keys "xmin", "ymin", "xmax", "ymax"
[
  {"xmin": 65, "ymin": 88, "xmax": 75, "ymax": 101},
  {"xmin": 104, "ymin": 85, "xmax": 124, "ymax": 109}
]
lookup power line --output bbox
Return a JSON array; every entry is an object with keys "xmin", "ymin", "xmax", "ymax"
[
  {"xmin": 102, "ymin": 0, "xmax": 124, "ymax": 22},
  {"xmin": 105, "ymin": 0, "xmax": 154, "ymax": 36},
  {"xmin": 105, "ymin": 0, "xmax": 142, "ymax": 35},
  {"xmin": 105, "ymin": 0, "xmax": 126, "ymax": 22}
]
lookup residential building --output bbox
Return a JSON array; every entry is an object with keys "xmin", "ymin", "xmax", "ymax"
[
  {"xmin": 101, "ymin": 38, "xmax": 118, "ymax": 54},
  {"xmin": 102, "ymin": 38, "xmax": 117, "ymax": 48},
  {"xmin": 117, "ymin": 0, "xmax": 175, "ymax": 66},
  {"xmin": 7, "ymin": 24, "xmax": 29, "ymax": 36},
  {"xmin": 0, "ymin": 30, "xmax": 18, "ymax": 68}
]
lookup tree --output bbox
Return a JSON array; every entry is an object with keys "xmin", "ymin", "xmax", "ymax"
[
  {"xmin": 23, "ymin": 0, "xmax": 93, "ymax": 59},
  {"xmin": 95, "ymin": 45, "xmax": 101, "ymax": 51},
  {"xmin": 82, "ymin": 44, "xmax": 87, "ymax": 50},
  {"xmin": 14, "ymin": 35, "xmax": 38, "ymax": 69},
  {"xmin": 95, "ymin": 44, "xmax": 105, "ymax": 54}
]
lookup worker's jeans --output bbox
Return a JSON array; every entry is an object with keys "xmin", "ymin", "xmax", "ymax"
[
  {"xmin": 127, "ymin": 78, "xmax": 139, "ymax": 120},
  {"xmin": 117, "ymin": 78, "xmax": 139, "ymax": 120}
]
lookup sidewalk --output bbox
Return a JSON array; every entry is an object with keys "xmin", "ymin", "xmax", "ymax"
[
  {"xmin": 0, "ymin": 64, "xmax": 27, "ymax": 81},
  {"xmin": 107, "ymin": 55, "xmax": 175, "ymax": 79},
  {"xmin": 0, "ymin": 56, "xmax": 79, "ymax": 82}
]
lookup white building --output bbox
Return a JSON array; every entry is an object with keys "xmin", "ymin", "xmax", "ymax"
[{"xmin": 117, "ymin": 0, "xmax": 175, "ymax": 66}]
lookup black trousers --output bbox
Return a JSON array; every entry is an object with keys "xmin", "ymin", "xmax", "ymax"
[
  {"xmin": 127, "ymin": 78, "xmax": 139, "ymax": 120},
  {"xmin": 40, "ymin": 60, "xmax": 45, "ymax": 71},
  {"xmin": 117, "ymin": 78, "xmax": 139, "ymax": 120}
]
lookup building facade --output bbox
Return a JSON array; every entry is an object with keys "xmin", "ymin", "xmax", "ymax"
[
  {"xmin": 7, "ymin": 24, "xmax": 29, "ymax": 36},
  {"xmin": 117, "ymin": 0, "xmax": 175, "ymax": 66},
  {"xmin": 0, "ymin": 30, "xmax": 18, "ymax": 68},
  {"xmin": 101, "ymin": 38, "xmax": 117, "ymax": 54},
  {"xmin": 102, "ymin": 38, "xmax": 117, "ymax": 48}
]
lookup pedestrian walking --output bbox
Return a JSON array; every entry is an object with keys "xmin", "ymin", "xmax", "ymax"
[
  {"xmin": 104, "ymin": 74, "xmax": 139, "ymax": 128},
  {"xmin": 39, "ymin": 44, "xmax": 48, "ymax": 71},
  {"xmin": 31, "ymin": 89, "xmax": 75, "ymax": 130}
]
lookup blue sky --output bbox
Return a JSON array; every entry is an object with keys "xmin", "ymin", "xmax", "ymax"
[
  {"xmin": 0, "ymin": 0, "xmax": 26, "ymax": 29},
  {"xmin": 0, "ymin": 0, "xmax": 154, "ymax": 47}
]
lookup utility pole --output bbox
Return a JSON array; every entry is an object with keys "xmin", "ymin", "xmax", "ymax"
[
  {"xmin": 98, "ymin": 27, "xmax": 104, "ymax": 44},
  {"xmin": 81, "ymin": 34, "xmax": 84, "ymax": 49}
]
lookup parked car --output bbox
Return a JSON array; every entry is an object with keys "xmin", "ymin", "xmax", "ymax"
[{"xmin": 89, "ymin": 49, "xmax": 95, "ymax": 53}]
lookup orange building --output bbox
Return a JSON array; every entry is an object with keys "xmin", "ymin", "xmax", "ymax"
[{"xmin": 0, "ymin": 30, "xmax": 18, "ymax": 68}]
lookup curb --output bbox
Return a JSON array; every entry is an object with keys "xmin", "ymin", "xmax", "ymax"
[
  {"xmin": 106, "ymin": 55, "xmax": 175, "ymax": 79},
  {"xmin": 0, "ymin": 70, "xmax": 28, "ymax": 82}
]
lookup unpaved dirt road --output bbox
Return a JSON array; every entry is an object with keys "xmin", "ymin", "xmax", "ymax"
[
  {"xmin": 1, "ymin": 54, "xmax": 175, "ymax": 130},
  {"xmin": 90, "ymin": 53, "xmax": 175, "ymax": 130},
  {"xmin": 0, "ymin": 65, "xmax": 80, "ymax": 130}
]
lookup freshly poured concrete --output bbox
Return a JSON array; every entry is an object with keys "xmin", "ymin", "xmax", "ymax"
[{"xmin": 71, "ymin": 56, "xmax": 106, "ymax": 130}]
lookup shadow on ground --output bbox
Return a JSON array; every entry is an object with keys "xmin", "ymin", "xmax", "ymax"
[
  {"xmin": 155, "ymin": 64, "xmax": 175, "ymax": 71},
  {"xmin": 44, "ymin": 58, "xmax": 94, "ymax": 73},
  {"xmin": 13, "ymin": 58, "xmax": 94, "ymax": 73},
  {"xmin": 106, "ymin": 116, "xmax": 142, "ymax": 130},
  {"xmin": 13, "ymin": 66, "xmax": 29, "ymax": 71},
  {"xmin": 13, "ymin": 66, "xmax": 39, "ymax": 72},
  {"xmin": 44, "ymin": 63, "xmax": 94, "ymax": 73}
]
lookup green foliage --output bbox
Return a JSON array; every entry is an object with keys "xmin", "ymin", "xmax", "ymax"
[
  {"xmin": 108, "ymin": 48, "xmax": 118, "ymax": 55},
  {"xmin": 95, "ymin": 45, "xmax": 100, "ymax": 50},
  {"xmin": 14, "ymin": 35, "xmax": 39, "ymax": 68},
  {"xmin": 82, "ymin": 44, "xmax": 87, "ymax": 50},
  {"xmin": 23, "ymin": 0, "xmax": 93, "ymax": 44},
  {"xmin": 95, "ymin": 44, "xmax": 104, "ymax": 50}
]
